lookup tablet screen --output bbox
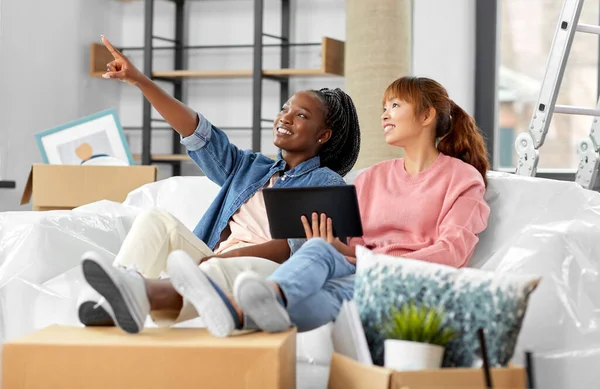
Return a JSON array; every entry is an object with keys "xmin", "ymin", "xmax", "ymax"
[{"xmin": 263, "ymin": 185, "xmax": 363, "ymax": 240}]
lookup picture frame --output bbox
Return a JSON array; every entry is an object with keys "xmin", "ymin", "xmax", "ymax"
[{"xmin": 35, "ymin": 108, "xmax": 134, "ymax": 166}]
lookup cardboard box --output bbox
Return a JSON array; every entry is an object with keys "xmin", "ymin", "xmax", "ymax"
[
  {"xmin": 2, "ymin": 325, "xmax": 297, "ymax": 389},
  {"xmin": 20, "ymin": 164, "xmax": 157, "ymax": 211},
  {"xmin": 328, "ymin": 353, "xmax": 527, "ymax": 389}
]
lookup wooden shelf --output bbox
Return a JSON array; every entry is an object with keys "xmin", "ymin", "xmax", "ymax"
[
  {"xmin": 90, "ymin": 42, "xmax": 115, "ymax": 78},
  {"xmin": 133, "ymin": 153, "xmax": 277, "ymax": 163},
  {"xmin": 264, "ymin": 68, "xmax": 340, "ymax": 77},
  {"xmin": 133, "ymin": 154, "xmax": 191, "ymax": 162},
  {"xmin": 153, "ymin": 70, "xmax": 253, "ymax": 79},
  {"xmin": 90, "ymin": 37, "xmax": 345, "ymax": 79}
]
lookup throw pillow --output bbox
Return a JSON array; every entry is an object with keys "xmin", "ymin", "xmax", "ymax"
[{"xmin": 353, "ymin": 245, "xmax": 540, "ymax": 368}]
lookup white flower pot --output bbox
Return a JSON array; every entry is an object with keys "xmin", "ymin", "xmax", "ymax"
[{"xmin": 384, "ymin": 339, "xmax": 444, "ymax": 371}]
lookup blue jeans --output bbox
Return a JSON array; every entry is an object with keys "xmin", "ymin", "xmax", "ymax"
[{"xmin": 269, "ymin": 238, "xmax": 356, "ymax": 332}]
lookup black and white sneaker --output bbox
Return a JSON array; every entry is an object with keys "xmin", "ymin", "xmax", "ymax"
[
  {"xmin": 80, "ymin": 251, "xmax": 150, "ymax": 334},
  {"xmin": 167, "ymin": 250, "xmax": 242, "ymax": 337},
  {"xmin": 77, "ymin": 287, "xmax": 115, "ymax": 327},
  {"xmin": 233, "ymin": 271, "xmax": 291, "ymax": 333}
]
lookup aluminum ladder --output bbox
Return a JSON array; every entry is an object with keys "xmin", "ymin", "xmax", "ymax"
[{"xmin": 514, "ymin": 0, "xmax": 600, "ymax": 189}]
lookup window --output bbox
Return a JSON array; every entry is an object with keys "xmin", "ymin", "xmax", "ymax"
[{"xmin": 497, "ymin": 0, "xmax": 599, "ymax": 172}]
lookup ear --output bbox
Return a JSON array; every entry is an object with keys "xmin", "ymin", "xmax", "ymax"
[
  {"xmin": 317, "ymin": 129, "xmax": 333, "ymax": 145},
  {"xmin": 421, "ymin": 107, "xmax": 436, "ymax": 127}
]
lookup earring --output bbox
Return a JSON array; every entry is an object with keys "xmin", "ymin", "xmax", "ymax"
[{"xmin": 318, "ymin": 140, "xmax": 322, "ymax": 143}]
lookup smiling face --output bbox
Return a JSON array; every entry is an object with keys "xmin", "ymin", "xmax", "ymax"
[
  {"xmin": 272, "ymin": 91, "xmax": 332, "ymax": 154},
  {"xmin": 381, "ymin": 98, "xmax": 426, "ymax": 147},
  {"xmin": 381, "ymin": 77, "xmax": 448, "ymax": 152}
]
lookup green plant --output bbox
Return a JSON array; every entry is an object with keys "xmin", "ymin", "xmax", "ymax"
[{"xmin": 381, "ymin": 301, "xmax": 459, "ymax": 347}]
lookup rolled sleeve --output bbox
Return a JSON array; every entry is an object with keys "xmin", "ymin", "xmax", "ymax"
[
  {"xmin": 180, "ymin": 113, "xmax": 211, "ymax": 151},
  {"xmin": 180, "ymin": 112, "xmax": 246, "ymax": 186}
]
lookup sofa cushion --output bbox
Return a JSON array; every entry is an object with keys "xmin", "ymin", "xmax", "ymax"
[{"xmin": 354, "ymin": 245, "xmax": 540, "ymax": 368}]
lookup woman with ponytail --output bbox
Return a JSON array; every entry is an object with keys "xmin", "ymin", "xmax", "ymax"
[{"xmin": 153, "ymin": 76, "xmax": 491, "ymax": 337}]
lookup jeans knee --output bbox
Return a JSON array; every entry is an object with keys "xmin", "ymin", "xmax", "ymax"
[
  {"xmin": 302, "ymin": 237, "xmax": 333, "ymax": 252},
  {"xmin": 300, "ymin": 238, "xmax": 345, "ymax": 264},
  {"xmin": 288, "ymin": 295, "xmax": 342, "ymax": 332}
]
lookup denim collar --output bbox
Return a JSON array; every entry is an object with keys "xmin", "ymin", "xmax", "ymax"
[{"xmin": 273, "ymin": 151, "xmax": 321, "ymax": 177}]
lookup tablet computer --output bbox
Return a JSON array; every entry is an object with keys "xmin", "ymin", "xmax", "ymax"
[{"xmin": 262, "ymin": 185, "xmax": 363, "ymax": 240}]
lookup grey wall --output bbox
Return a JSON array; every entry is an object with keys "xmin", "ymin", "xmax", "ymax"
[{"xmin": 0, "ymin": 0, "xmax": 123, "ymax": 211}]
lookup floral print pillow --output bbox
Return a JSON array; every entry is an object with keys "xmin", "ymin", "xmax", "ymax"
[{"xmin": 353, "ymin": 246, "xmax": 540, "ymax": 368}]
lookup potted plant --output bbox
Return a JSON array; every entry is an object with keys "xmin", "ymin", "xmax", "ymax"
[{"xmin": 381, "ymin": 301, "xmax": 458, "ymax": 371}]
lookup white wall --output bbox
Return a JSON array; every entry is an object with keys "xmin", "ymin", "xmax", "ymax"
[
  {"xmin": 0, "ymin": 0, "xmax": 123, "ymax": 211},
  {"xmin": 412, "ymin": 0, "xmax": 476, "ymax": 115}
]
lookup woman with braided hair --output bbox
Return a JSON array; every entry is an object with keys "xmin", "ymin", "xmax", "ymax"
[
  {"xmin": 76, "ymin": 36, "xmax": 361, "ymax": 334},
  {"xmin": 159, "ymin": 76, "xmax": 491, "ymax": 338}
]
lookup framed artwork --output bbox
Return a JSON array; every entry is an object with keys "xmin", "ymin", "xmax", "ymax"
[{"xmin": 35, "ymin": 108, "xmax": 134, "ymax": 165}]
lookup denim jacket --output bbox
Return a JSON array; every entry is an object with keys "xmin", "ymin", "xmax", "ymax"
[{"xmin": 181, "ymin": 113, "xmax": 346, "ymax": 254}]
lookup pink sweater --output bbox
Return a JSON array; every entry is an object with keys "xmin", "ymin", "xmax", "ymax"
[{"xmin": 348, "ymin": 153, "xmax": 490, "ymax": 268}]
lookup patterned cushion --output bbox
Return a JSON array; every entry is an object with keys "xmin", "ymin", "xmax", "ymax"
[{"xmin": 354, "ymin": 246, "xmax": 540, "ymax": 368}]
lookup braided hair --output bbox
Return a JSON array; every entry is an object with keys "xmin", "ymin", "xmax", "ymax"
[{"xmin": 310, "ymin": 88, "xmax": 361, "ymax": 177}]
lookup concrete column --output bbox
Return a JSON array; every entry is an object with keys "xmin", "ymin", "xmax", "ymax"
[{"xmin": 345, "ymin": 0, "xmax": 412, "ymax": 169}]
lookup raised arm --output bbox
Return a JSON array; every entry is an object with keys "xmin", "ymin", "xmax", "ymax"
[
  {"xmin": 101, "ymin": 36, "xmax": 248, "ymax": 185},
  {"xmin": 101, "ymin": 36, "xmax": 198, "ymax": 137}
]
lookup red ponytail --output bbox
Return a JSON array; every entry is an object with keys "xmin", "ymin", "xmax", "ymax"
[{"xmin": 437, "ymin": 100, "xmax": 490, "ymax": 186}]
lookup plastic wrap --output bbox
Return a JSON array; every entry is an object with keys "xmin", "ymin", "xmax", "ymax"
[
  {"xmin": 0, "ymin": 176, "xmax": 332, "ymax": 389},
  {"xmin": 468, "ymin": 171, "xmax": 600, "ymax": 389},
  {"xmin": 122, "ymin": 176, "xmax": 221, "ymax": 231},
  {"xmin": 3, "ymin": 171, "xmax": 600, "ymax": 388},
  {"xmin": 0, "ymin": 204, "xmax": 138, "ymax": 341}
]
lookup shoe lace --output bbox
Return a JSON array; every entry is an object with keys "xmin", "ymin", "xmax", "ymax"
[{"xmin": 93, "ymin": 297, "xmax": 108, "ymax": 309}]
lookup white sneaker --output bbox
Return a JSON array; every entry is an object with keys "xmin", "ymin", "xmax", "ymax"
[
  {"xmin": 77, "ymin": 286, "xmax": 115, "ymax": 327},
  {"xmin": 233, "ymin": 271, "xmax": 291, "ymax": 333},
  {"xmin": 167, "ymin": 250, "xmax": 240, "ymax": 337},
  {"xmin": 81, "ymin": 251, "xmax": 150, "ymax": 334}
]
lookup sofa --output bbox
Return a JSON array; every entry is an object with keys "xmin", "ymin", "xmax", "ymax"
[{"xmin": 1, "ymin": 170, "xmax": 600, "ymax": 388}]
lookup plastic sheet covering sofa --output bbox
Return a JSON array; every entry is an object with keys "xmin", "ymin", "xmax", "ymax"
[{"xmin": 2, "ymin": 170, "xmax": 600, "ymax": 389}]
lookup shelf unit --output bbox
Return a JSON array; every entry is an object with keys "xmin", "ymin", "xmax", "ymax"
[{"xmin": 90, "ymin": 0, "xmax": 344, "ymax": 175}]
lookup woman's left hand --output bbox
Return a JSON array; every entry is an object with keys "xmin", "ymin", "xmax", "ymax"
[{"xmin": 301, "ymin": 212, "xmax": 354, "ymax": 257}]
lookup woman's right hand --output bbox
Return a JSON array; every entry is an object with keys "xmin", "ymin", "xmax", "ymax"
[{"xmin": 101, "ymin": 35, "xmax": 145, "ymax": 86}]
